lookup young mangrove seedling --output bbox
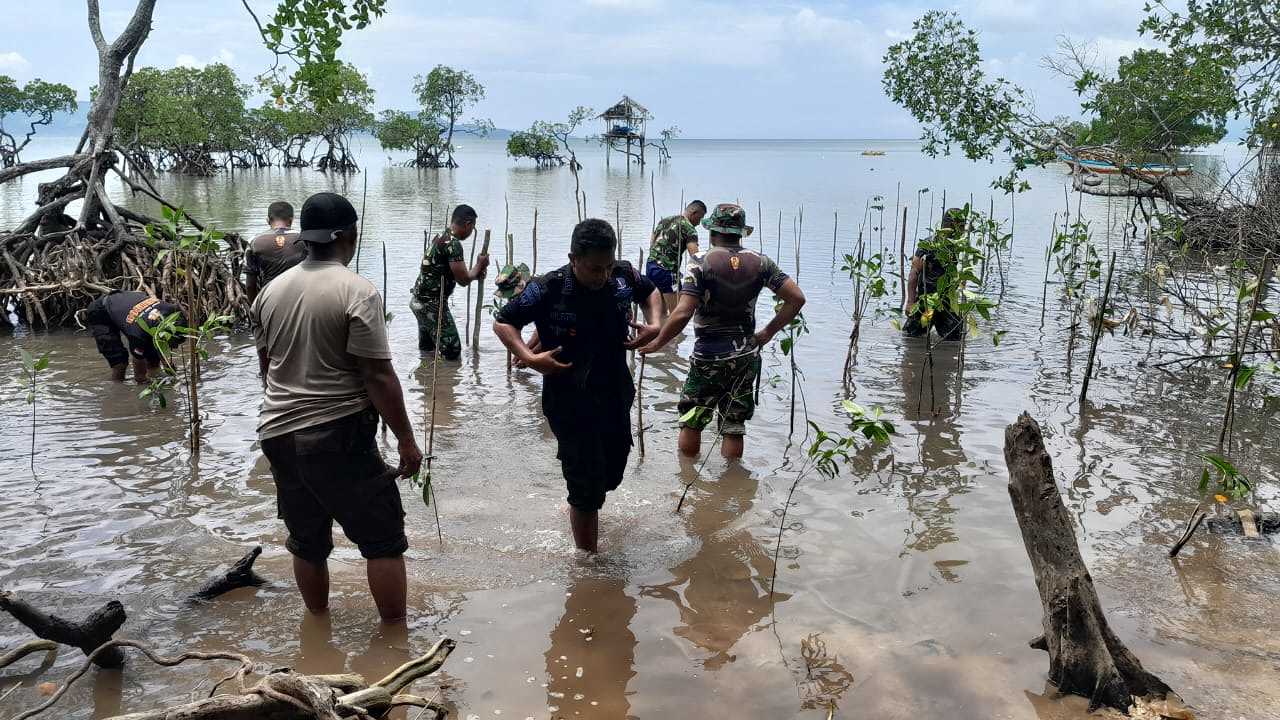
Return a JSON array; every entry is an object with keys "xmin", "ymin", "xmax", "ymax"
[{"xmin": 19, "ymin": 348, "xmax": 50, "ymax": 476}]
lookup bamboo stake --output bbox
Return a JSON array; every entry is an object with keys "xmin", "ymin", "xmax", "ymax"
[
  {"xmin": 616, "ymin": 200, "xmax": 623, "ymax": 256},
  {"xmin": 1040, "ymin": 213, "xmax": 1056, "ymax": 325},
  {"xmin": 650, "ymin": 171, "xmax": 656, "ymax": 231},
  {"xmin": 757, "ymin": 201, "xmax": 764, "ymax": 252},
  {"xmin": 503, "ymin": 195, "xmax": 510, "ymax": 267},
  {"xmin": 532, "ymin": 208, "xmax": 539, "ymax": 273},
  {"xmin": 776, "ymin": 210, "xmax": 782, "ymax": 259},
  {"xmin": 425, "ymin": 283, "xmax": 445, "ymax": 546},
  {"xmin": 1079, "ymin": 251, "xmax": 1116, "ymax": 404},
  {"xmin": 636, "ymin": 354, "xmax": 647, "ymax": 457},
  {"xmin": 831, "ymin": 210, "xmax": 838, "ymax": 264},
  {"xmin": 898, "ymin": 206, "xmax": 908, "ymax": 311},
  {"xmin": 464, "ymin": 228, "xmax": 476, "ymax": 345},
  {"xmin": 471, "ymin": 230, "xmax": 491, "ymax": 350},
  {"xmin": 355, "ymin": 170, "xmax": 369, "ymax": 273},
  {"xmin": 795, "ymin": 206, "xmax": 803, "ymax": 279}
]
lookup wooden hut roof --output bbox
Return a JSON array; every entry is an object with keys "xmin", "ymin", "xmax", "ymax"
[{"xmin": 599, "ymin": 95, "xmax": 649, "ymax": 119}]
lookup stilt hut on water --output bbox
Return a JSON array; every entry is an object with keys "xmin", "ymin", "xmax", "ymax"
[{"xmin": 599, "ymin": 95, "xmax": 650, "ymax": 167}]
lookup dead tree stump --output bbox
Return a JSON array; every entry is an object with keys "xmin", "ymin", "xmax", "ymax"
[
  {"xmin": 0, "ymin": 592, "xmax": 126, "ymax": 668},
  {"xmin": 1004, "ymin": 413, "xmax": 1180, "ymax": 713}
]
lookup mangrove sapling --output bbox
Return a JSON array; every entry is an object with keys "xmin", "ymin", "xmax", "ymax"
[
  {"xmin": 411, "ymin": 283, "xmax": 447, "ymax": 547},
  {"xmin": 840, "ymin": 246, "xmax": 889, "ymax": 382},
  {"xmin": 18, "ymin": 348, "xmax": 50, "ymax": 475},
  {"xmin": 471, "ymin": 230, "xmax": 492, "ymax": 351},
  {"xmin": 464, "ymin": 226, "xmax": 477, "ymax": 344},
  {"xmin": 779, "ymin": 306, "xmax": 810, "ymax": 439},
  {"xmin": 769, "ymin": 400, "xmax": 894, "ymax": 594}
]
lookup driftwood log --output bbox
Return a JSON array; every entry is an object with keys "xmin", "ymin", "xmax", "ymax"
[
  {"xmin": 13, "ymin": 637, "xmax": 456, "ymax": 720},
  {"xmin": 1004, "ymin": 413, "xmax": 1182, "ymax": 714},
  {"xmin": 189, "ymin": 546, "xmax": 267, "ymax": 602},
  {"xmin": 0, "ymin": 591, "xmax": 126, "ymax": 668}
]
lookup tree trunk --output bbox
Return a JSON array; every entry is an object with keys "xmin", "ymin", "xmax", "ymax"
[
  {"xmin": 1003, "ymin": 413, "xmax": 1180, "ymax": 713},
  {"xmin": 0, "ymin": 592, "xmax": 127, "ymax": 668}
]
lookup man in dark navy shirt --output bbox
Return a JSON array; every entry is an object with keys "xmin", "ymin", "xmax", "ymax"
[
  {"xmin": 494, "ymin": 218, "xmax": 663, "ymax": 552},
  {"xmin": 84, "ymin": 290, "xmax": 186, "ymax": 382}
]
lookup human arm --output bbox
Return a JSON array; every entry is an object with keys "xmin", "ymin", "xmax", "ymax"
[
  {"xmin": 494, "ymin": 322, "xmax": 571, "ymax": 374},
  {"xmin": 257, "ymin": 346, "xmax": 269, "ymax": 388},
  {"xmin": 356, "ymin": 357, "xmax": 422, "ymax": 478},
  {"xmin": 449, "ymin": 252, "xmax": 489, "ymax": 286},
  {"xmin": 684, "ymin": 238, "xmax": 700, "ymax": 258},
  {"xmin": 625, "ymin": 274, "xmax": 664, "ymax": 349},
  {"xmin": 244, "ymin": 250, "xmax": 261, "ymax": 303},
  {"xmin": 905, "ymin": 255, "xmax": 924, "ymax": 313},
  {"xmin": 755, "ymin": 278, "xmax": 806, "ymax": 346},
  {"xmin": 639, "ymin": 293, "xmax": 697, "ymax": 354}
]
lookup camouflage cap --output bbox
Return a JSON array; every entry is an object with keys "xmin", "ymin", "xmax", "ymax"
[{"xmin": 700, "ymin": 203, "xmax": 754, "ymax": 237}]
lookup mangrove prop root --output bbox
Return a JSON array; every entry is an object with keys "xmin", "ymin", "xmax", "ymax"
[
  {"xmin": 0, "ymin": 224, "xmax": 248, "ymax": 330},
  {"xmin": 1003, "ymin": 413, "xmax": 1180, "ymax": 714},
  {"xmin": 0, "ymin": 591, "xmax": 127, "ymax": 668},
  {"xmin": 0, "ymin": 639, "xmax": 58, "ymax": 670},
  {"xmin": 189, "ymin": 546, "xmax": 267, "ymax": 603},
  {"xmin": 11, "ymin": 637, "xmax": 456, "ymax": 720}
]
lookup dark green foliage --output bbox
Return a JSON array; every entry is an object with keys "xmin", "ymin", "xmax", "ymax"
[{"xmin": 0, "ymin": 75, "xmax": 77, "ymax": 167}]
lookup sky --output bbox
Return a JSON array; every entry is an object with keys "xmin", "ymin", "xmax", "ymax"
[{"xmin": 0, "ymin": 0, "xmax": 1157, "ymax": 139}]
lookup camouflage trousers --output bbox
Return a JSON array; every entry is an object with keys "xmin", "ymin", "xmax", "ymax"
[
  {"xmin": 677, "ymin": 353, "xmax": 761, "ymax": 435},
  {"xmin": 410, "ymin": 297, "xmax": 461, "ymax": 361}
]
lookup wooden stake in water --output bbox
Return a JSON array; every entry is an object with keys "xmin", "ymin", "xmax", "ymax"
[
  {"xmin": 1040, "ymin": 213, "xmax": 1057, "ymax": 325},
  {"xmin": 831, "ymin": 210, "xmax": 838, "ymax": 263},
  {"xmin": 616, "ymin": 200, "xmax": 623, "ymax": 256},
  {"xmin": 899, "ymin": 206, "xmax": 908, "ymax": 311},
  {"xmin": 354, "ymin": 170, "xmax": 369, "ymax": 273},
  {"xmin": 464, "ymin": 228, "xmax": 476, "ymax": 345},
  {"xmin": 1079, "ymin": 251, "xmax": 1116, "ymax": 404},
  {"xmin": 425, "ymin": 282, "xmax": 446, "ymax": 546},
  {"xmin": 471, "ymin": 230, "xmax": 491, "ymax": 350},
  {"xmin": 757, "ymin": 201, "xmax": 764, "ymax": 252},
  {"xmin": 532, "ymin": 208, "xmax": 539, "ymax": 273},
  {"xmin": 776, "ymin": 210, "xmax": 782, "ymax": 259},
  {"xmin": 636, "ymin": 354, "xmax": 647, "ymax": 457},
  {"xmin": 650, "ymin": 171, "xmax": 656, "ymax": 231},
  {"xmin": 504, "ymin": 195, "xmax": 510, "ymax": 267},
  {"xmin": 795, "ymin": 206, "xmax": 803, "ymax": 279}
]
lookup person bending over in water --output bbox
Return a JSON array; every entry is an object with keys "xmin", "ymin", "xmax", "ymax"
[
  {"xmin": 410, "ymin": 204, "xmax": 490, "ymax": 360},
  {"xmin": 253, "ymin": 192, "xmax": 423, "ymax": 622},
  {"xmin": 640, "ymin": 203, "xmax": 805, "ymax": 459},
  {"xmin": 493, "ymin": 219, "xmax": 662, "ymax": 552},
  {"xmin": 245, "ymin": 200, "xmax": 306, "ymax": 303},
  {"xmin": 84, "ymin": 290, "xmax": 185, "ymax": 383},
  {"xmin": 904, "ymin": 208, "xmax": 967, "ymax": 341},
  {"xmin": 647, "ymin": 200, "xmax": 706, "ymax": 314}
]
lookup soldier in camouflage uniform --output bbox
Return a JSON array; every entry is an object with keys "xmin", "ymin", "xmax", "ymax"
[
  {"xmin": 410, "ymin": 204, "xmax": 490, "ymax": 360},
  {"xmin": 640, "ymin": 203, "xmax": 806, "ymax": 459},
  {"xmin": 647, "ymin": 200, "xmax": 707, "ymax": 313}
]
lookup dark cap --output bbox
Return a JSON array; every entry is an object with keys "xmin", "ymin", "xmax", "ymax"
[{"xmin": 299, "ymin": 192, "xmax": 358, "ymax": 244}]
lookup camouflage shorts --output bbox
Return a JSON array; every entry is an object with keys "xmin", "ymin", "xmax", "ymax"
[
  {"xmin": 677, "ymin": 353, "xmax": 761, "ymax": 435},
  {"xmin": 410, "ymin": 298, "xmax": 461, "ymax": 361}
]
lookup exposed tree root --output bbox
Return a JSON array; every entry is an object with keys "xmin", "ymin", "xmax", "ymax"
[
  {"xmin": 0, "ymin": 592, "xmax": 127, "ymax": 669},
  {"xmin": 189, "ymin": 546, "xmax": 267, "ymax": 603}
]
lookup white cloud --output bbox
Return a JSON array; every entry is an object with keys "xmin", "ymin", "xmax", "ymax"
[
  {"xmin": 174, "ymin": 48, "xmax": 236, "ymax": 69},
  {"xmin": 0, "ymin": 51, "xmax": 31, "ymax": 72}
]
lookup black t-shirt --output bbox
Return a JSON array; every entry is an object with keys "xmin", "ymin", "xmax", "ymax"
[
  {"xmin": 245, "ymin": 228, "xmax": 306, "ymax": 288},
  {"xmin": 495, "ymin": 262, "xmax": 655, "ymax": 419},
  {"xmin": 99, "ymin": 290, "xmax": 184, "ymax": 357}
]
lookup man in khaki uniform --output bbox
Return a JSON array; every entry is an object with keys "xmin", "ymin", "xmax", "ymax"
[{"xmin": 253, "ymin": 191, "xmax": 423, "ymax": 623}]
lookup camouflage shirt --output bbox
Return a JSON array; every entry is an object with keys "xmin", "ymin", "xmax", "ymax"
[
  {"xmin": 648, "ymin": 215, "xmax": 698, "ymax": 274},
  {"xmin": 412, "ymin": 229, "xmax": 466, "ymax": 304},
  {"xmin": 680, "ymin": 243, "xmax": 789, "ymax": 360}
]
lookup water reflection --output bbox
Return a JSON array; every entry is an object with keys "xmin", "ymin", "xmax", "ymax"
[
  {"xmin": 641, "ymin": 464, "xmax": 785, "ymax": 669},
  {"xmin": 543, "ymin": 571, "xmax": 637, "ymax": 718},
  {"xmin": 897, "ymin": 340, "xmax": 970, "ymax": 554}
]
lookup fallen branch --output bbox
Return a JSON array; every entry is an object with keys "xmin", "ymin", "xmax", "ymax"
[
  {"xmin": 0, "ymin": 591, "xmax": 126, "ymax": 668},
  {"xmin": 189, "ymin": 546, "xmax": 267, "ymax": 602}
]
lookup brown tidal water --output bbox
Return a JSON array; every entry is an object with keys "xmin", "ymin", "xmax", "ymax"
[{"xmin": 1, "ymin": 138, "xmax": 1277, "ymax": 720}]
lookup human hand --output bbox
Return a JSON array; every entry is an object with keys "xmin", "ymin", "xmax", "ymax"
[
  {"xmin": 476, "ymin": 253, "xmax": 491, "ymax": 274},
  {"xmin": 396, "ymin": 436, "xmax": 424, "ymax": 479},
  {"xmin": 527, "ymin": 347, "xmax": 572, "ymax": 376},
  {"xmin": 753, "ymin": 329, "xmax": 774, "ymax": 348},
  {"xmin": 624, "ymin": 321, "xmax": 660, "ymax": 350},
  {"xmin": 637, "ymin": 338, "xmax": 667, "ymax": 355},
  {"xmin": 513, "ymin": 334, "xmax": 542, "ymax": 368}
]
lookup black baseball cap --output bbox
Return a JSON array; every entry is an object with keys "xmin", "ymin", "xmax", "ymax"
[{"xmin": 298, "ymin": 192, "xmax": 358, "ymax": 243}]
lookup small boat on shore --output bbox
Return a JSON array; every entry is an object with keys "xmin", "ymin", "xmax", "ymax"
[
  {"xmin": 862, "ymin": 150, "xmax": 886, "ymax": 156},
  {"xmin": 1057, "ymin": 152, "xmax": 1193, "ymax": 177}
]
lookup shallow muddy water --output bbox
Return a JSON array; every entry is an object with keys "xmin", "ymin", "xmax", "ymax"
[{"xmin": 1, "ymin": 138, "xmax": 1277, "ymax": 719}]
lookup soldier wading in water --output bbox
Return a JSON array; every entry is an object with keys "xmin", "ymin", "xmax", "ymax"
[
  {"xmin": 493, "ymin": 218, "xmax": 663, "ymax": 552},
  {"xmin": 640, "ymin": 203, "xmax": 806, "ymax": 459},
  {"xmin": 410, "ymin": 204, "xmax": 490, "ymax": 360}
]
